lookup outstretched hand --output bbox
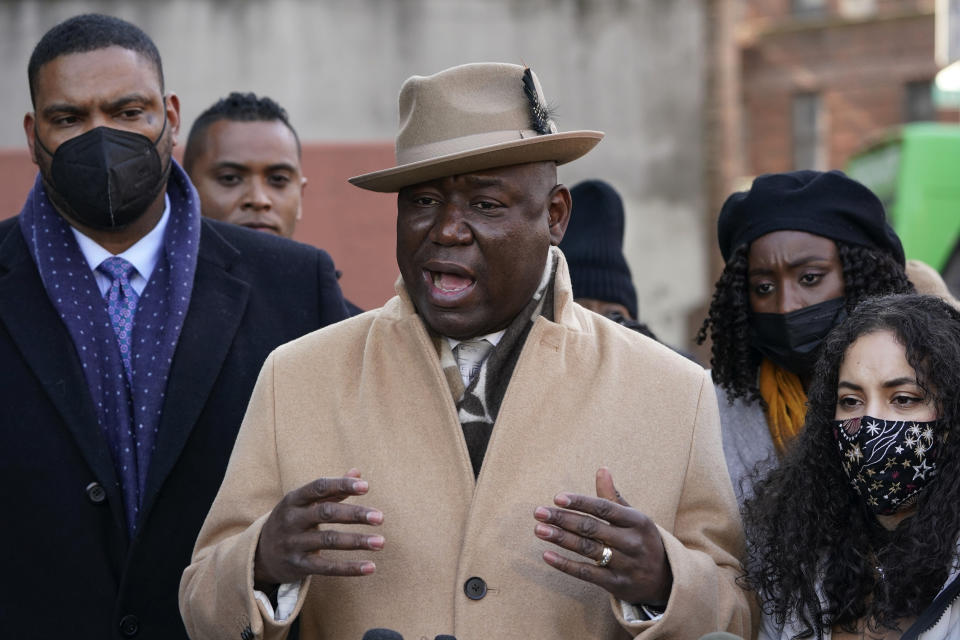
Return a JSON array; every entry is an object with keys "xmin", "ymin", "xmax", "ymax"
[
  {"xmin": 254, "ymin": 469, "xmax": 384, "ymax": 588},
  {"xmin": 533, "ymin": 467, "xmax": 672, "ymax": 606}
]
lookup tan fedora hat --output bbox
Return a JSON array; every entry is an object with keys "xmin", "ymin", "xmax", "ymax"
[{"xmin": 349, "ymin": 62, "xmax": 604, "ymax": 192}]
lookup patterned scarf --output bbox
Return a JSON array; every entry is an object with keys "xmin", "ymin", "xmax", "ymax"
[
  {"xmin": 758, "ymin": 357, "xmax": 808, "ymax": 456},
  {"xmin": 19, "ymin": 161, "xmax": 200, "ymax": 533},
  {"xmin": 437, "ymin": 249, "xmax": 558, "ymax": 477}
]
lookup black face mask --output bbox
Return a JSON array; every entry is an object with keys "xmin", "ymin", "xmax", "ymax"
[
  {"xmin": 749, "ymin": 297, "xmax": 847, "ymax": 376},
  {"xmin": 834, "ymin": 415, "xmax": 942, "ymax": 515},
  {"xmin": 34, "ymin": 117, "xmax": 170, "ymax": 231}
]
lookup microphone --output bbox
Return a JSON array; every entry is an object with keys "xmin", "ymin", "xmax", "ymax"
[
  {"xmin": 361, "ymin": 630, "xmax": 404, "ymax": 640},
  {"xmin": 698, "ymin": 634, "xmax": 746, "ymax": 640}
]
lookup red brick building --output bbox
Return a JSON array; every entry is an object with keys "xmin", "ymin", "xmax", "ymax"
[
  {"xmin": 737, "ymin": 0, "xmax": 952, "ymax": 175},
  {"xmin": 693, "ymin": 0, "xmax": 958, "ymax": 359}
]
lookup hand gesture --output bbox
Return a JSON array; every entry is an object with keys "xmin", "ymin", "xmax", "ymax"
[
  {"xmin": 533, "ymin": 467, "xmax": 673, "ymax": 606},
  {"xmin": 254, "ymin": 469, "xmax": 384, "ymax": 588}
]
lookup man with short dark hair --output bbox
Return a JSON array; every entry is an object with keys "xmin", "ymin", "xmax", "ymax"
[
  {"xmin": 0, "ymin": 13, "xmax": 350, "ymax": 638},
  {"xmin": 182, "ymin": 63, "xmax": 750, "ymax": 639},
  {"xmin": 184, "ymin": 92, "xmax": 306, "ymax": 238}
]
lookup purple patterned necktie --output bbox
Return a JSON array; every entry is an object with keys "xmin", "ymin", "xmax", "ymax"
[{"xmin": 98, "ymin": 256, "xmax": 140, "ymax": 382}]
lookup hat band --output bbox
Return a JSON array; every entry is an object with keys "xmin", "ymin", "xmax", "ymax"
[{"xmin": 397, "ymin": 128, "xmax": 542, "ymax": 164}]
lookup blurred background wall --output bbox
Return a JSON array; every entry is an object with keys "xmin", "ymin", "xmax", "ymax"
[
  {"xmin": 1, "ymin": 0, "xmax": 956, "ymax": 354},
  {"xmin": 0, "ymin": 0, "xmax": 709, "ymax": 348}
]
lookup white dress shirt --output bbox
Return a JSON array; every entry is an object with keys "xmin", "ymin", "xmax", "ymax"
[{"xmin": 71, "ymin": 195, "xmax": 170, "ymax": 297}]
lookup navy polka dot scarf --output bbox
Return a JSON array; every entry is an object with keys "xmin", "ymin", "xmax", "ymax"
[{"xmin": 19, "ymin": 161, "xmax": 200, "ymax": 534}]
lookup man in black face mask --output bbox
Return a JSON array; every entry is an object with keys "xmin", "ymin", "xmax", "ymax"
[
  {"xmin": 696, "ymin": 170, "xmax": 913, "ymax": 506},
  {"xmin": 0, "ymin": 14, "xmax": 350, "ymax": 639}
]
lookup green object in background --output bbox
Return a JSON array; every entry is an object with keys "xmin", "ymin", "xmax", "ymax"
[{"xmin": 846, "ymin": 123, "xmax": 960, "ymax": 273}]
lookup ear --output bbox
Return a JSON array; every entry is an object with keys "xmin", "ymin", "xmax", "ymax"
[
  {"xmin": 298, "ymin": 176, "xmax": 308, "ymax": 221},
  {"xmin": 547, "ymin": 184, "xmax": 572, "ymax": 246},
  {"xmin": 164, "ymin": 92, "xmax": 181, "ymax": 146},
  {"xmin": 23, "ymin": 112, "xmax": 38, "ymax": 166}
]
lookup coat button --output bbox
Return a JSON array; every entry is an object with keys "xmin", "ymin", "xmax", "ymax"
[
  {"xmin": 119, "ymin": 614, "xmax": 139, "ymax": 637},
  {"xmin": 463, "ymin": 576, "xmax": 487, "ymax": 600},
  {"xmin": 85, "ymin": 481, "xmax": 106, "ymax": 504}
]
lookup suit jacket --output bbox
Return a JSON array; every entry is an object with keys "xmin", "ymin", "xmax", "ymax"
[
  {"xmin": 0, "ymin": 215, "xmax": 350, "ymax": 639},
  {"xmin": 180, "ymin": 252, "xmax": 751, "ymax": 640}
]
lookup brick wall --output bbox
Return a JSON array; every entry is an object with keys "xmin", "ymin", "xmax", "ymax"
[
  {"xmin": 739, "ymin": 1, "xmax": 952, "ymax": 175},
  {"xmin": 745, "ymin": 0, "xmax": 933, "ymax": 23}
]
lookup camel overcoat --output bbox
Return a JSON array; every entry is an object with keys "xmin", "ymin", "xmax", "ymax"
[{"xmin": 180, "ymin": 255, "xmax": 751, "ymax": 640}]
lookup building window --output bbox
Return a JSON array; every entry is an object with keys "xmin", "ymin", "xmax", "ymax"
[
  {"xmin": 792, "ymin": 0, "xmax": 827, "ymax": 17},
  {"xmin": 793, "ymin": 92, "xmax": 824, "ymax": 170},
  {"xmin": 904, "ymin": 80, "xmax": 935, "ymax": 122}
]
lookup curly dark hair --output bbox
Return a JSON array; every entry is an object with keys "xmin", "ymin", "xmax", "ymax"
[
  {"xmin": 741, "ymin": 293, "xmax": 960, "ymax": 637},
  {"xmin": 696, "ymin": 240, "xmax": 913, "ymax": 404}
]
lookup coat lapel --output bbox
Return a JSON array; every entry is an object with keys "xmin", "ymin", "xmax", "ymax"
[
  {"xmin": 140, "ymin": 222, "xmax": 250, "ymax": 518},
  {"xmin": 0, "ymin": 222, "xmax": 126, "ymax": 530}
]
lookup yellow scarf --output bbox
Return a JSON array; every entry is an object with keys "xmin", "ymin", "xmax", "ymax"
[{"xmin": 758, "ymin": 358, "xmax": 808, "ymax": 456}]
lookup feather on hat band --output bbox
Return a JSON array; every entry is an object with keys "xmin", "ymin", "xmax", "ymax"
[{"xmin": 349, "ymin": 63, "xmax": 604, "ymax": 192}]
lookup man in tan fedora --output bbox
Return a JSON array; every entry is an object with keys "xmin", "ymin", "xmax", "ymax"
[{"xmin": 180, "ymin": 62, "xmax": 750, "ymax": 639}]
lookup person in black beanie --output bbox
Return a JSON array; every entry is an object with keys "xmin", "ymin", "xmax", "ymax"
[
  {"xmin": 696, "ymin": 170, "xmax": 914, "ymax": 504},
  {"xmin": 560, "ymin": 180, "xmax": 657, "ymax": 340}
]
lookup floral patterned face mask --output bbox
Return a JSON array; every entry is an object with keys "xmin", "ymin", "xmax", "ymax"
[{"xmin": 833, "ymin": 415, "xmax": 943, "ymax": 515}]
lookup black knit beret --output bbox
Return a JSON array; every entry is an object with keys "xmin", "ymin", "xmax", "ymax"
[
  {"xmin": 717, "ymin": 170, "xmax": 905, "ymax": 266},
  {"xmin": 560, "ymin": 179, "xmax": 638, "ymax": 319}
]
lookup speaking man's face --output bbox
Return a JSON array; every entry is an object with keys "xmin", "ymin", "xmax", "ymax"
[{"xmin": 396, "ymin": 161, "xmax": 570, "ymax": 339}]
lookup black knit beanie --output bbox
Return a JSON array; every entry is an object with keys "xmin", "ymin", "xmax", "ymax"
[
  {"xmin": 560, "ymin": 180, "xmax": 638, "ymax": 319},
  {"xmin": 717, "ymin": 170, "xmax": 905, "ymax": 266}
]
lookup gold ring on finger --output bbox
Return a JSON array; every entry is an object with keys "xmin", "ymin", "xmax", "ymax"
[{"xmin": 595, "ymin": 545, "xmax": 613, "ymax": 567}]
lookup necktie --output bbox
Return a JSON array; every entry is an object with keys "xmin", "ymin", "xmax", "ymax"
[
  {"xmin": 98, "ymin": 256, "xmax": 140, "ymax": 382},
  {"xmin": 454, "ymin": 339, "xmax": 493, "ymax": 388}
]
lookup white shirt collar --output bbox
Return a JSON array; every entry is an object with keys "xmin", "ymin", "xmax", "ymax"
[
  {"xmin": 446, "ymin": 329, "xmax": 506, "ymax": 352},
  {"xmin": 71, "ymin": 194, "xmax": 170, "ymax": 297}
]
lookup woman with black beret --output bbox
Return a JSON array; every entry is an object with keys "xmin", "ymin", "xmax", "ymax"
[{"xmin": 696, "ymin": 170, "xmax": 913, "ymax": 503}]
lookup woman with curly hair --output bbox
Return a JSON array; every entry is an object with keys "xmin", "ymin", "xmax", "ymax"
[
  {"xmin": 742, "ymin": 293, "xmax": 960, "ymax": 639},
  {"xmin": 697, "ymin": 170, "xmax": 913, "ymax": 502}
]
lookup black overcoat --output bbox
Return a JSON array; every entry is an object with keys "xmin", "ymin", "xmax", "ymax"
[{"xmin": 0, "ymin": 215, "xmax": 350, "ymax": 639}]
